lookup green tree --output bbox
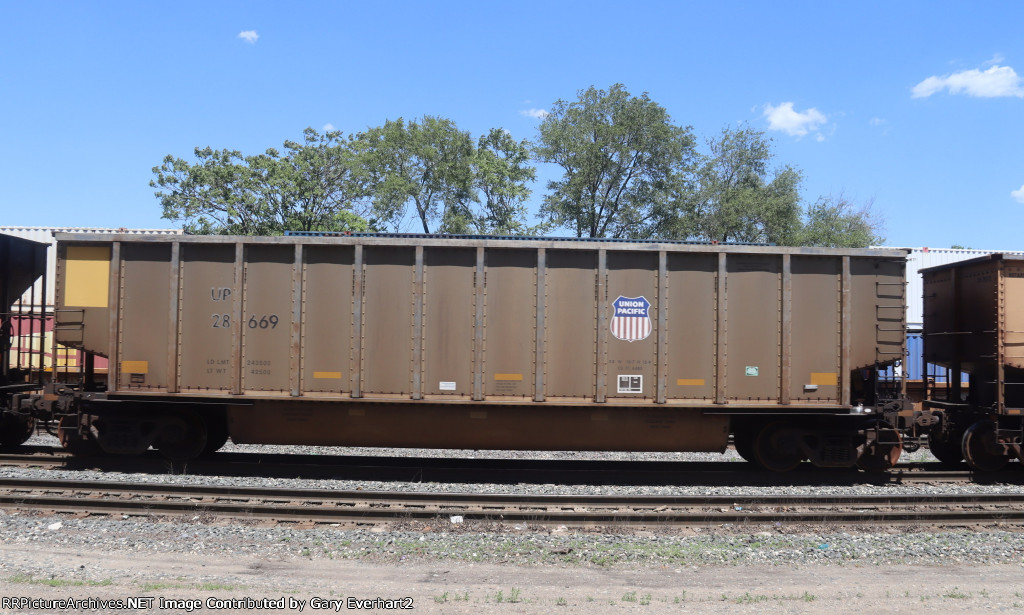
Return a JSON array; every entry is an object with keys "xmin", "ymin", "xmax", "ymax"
[
  {"xmin": 473, "ymin": 128, "xmax": 537, "ymax": 235},
  {"xmin": 667, "ymin": 126, "xmax": 803, "ymax": 244},
  {"xmin": 357, "ymin": 116, "xmax": 476, "ymax": 234},
  {"xmin": 152, "ymin": 128, "xmax": 370, "ymax": 235},
  {"xmin": 535, "ymin": 84, "xmax": 698, "ymax": 238},
  {"xmin": 798, "ymin": 194, "xmax": 884, "ymax": 247}
]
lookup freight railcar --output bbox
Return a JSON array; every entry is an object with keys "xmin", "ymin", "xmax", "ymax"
[
  {"xmin": 920, "ymin": 254, "xmax": 1024, "ymax": 470},
  {"xmin": 3, "ymin": 232, "xmax": 913, "ymax": 472},
  {"xmin": 0, "ymin": 234, "xmax": 48, "ymax": 446}
]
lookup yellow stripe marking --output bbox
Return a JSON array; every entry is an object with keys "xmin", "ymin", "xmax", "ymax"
[
  {"xmin": 676, "ymin": 378, "xmax": 706, "ymax": 386},
  {"xmin": 121, "ymin": 360, "xmax": 149, "ymax": 375},
  {"xmin": 811, "ymin": 372, "xmax": 838, "ymax": 386},
  {"xmin": 494, "ymin": 373, "xmax": 523, "ymax": 381},
  {"xmin": 65, "ymin": 246, "xmax": 111, "ymax": 307},
  {"xmin": 313, "ymin": 371, "xmax": 342, "ymax": 379}
]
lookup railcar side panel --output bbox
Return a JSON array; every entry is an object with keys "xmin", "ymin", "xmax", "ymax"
[
  {"xmin": 178, "ymin": 244, "xmax": 235, "ymax": 391},
  {"xmin": 423, "ymin": 247, "xmax": 476, "ymax": 398},
  {"xmin": 57, "ymin": 243, "xmax": 111, "ymax": 352},
  {"xmin": 360, "ymin": 246, "xmax": 415, "ymax": 396},
  {"xmin": 118, "ymin": 243, "xmax": 172, "ymax": 391},
  {"xmin": 240, "ymin": 245, "xmax": 294, "ymax": 393},
  {"xmin": 790, "ymin": 256, "xmax": 840, "ymax": 402},
  {"xmin": 1005, "ymin": 260, "xmax": 1024, "ymax": 371},
  {"xmin": 664, "ymin": 253, "xmax": 717, "ymax": 400},
  {"xmin": 300, "ymin": 245, "xmax": 354, "ymax": 394},
  {"xmin": 725, "ymin": 255, "xmax": 781, "ymax": 401},
  {"xmin": 604, "ymin": 250, "xmax": 658, "ymax": 400},
  {"xmin": 544, "ymin": 250, "xmax": 598, "ymax": 399},
  {"xmin": 482, "ymin": 249, "xmax": 536, "ymax": 400},
  {"xmin": 850, "ymin": 257, "xmax": 906, "ymax": 371}
]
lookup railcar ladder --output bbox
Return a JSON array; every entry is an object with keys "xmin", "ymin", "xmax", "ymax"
[{"xmin": 874, "ymin": 267, "xmax": 906, "ymax": 403}]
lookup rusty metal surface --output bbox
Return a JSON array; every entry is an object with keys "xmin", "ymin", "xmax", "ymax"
[
  {"xmin": 52, "ymin": 235, "xmax": 908, "ymax": 429},
  {"xmin": 923, "ymin": 253, "xmax": 1024, "ymax": 413},
  {"xmin": 229, "ymin": 401, "xmax": 730, "ymax": 451}
]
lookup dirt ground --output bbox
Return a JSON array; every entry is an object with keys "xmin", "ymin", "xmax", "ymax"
[{"xmin": 0, "ymin": 543, "xmax": 1022, "ymax": 614}]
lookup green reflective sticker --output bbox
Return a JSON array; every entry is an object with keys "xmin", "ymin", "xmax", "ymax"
[{"xmin": 745, "ymin": 366, "xmax": 759, "ymax": 377}]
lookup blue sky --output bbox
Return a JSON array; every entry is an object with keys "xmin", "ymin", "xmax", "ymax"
[{"xmin": 2, "ymin": 1, "xmax": 1022, "ymax": 249}]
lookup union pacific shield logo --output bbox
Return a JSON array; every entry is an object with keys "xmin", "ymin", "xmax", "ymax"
[{"xmin": 610, "ymin": 296, "xmax": 652, "ymax": 342}]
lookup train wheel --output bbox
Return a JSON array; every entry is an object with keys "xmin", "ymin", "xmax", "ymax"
[
  {"xmin": 202, "ymin": 416, "xmax": 229, "ymax": 456},
  {"xmin": 0, "ymin": 415, "xmax": 35, "ymax": 448},
  {"xmin": 927, "ymin": 427, "xmax": 964, "ymax": 466},
  {"xmin": 962, "ymin": 420, "xmax": 1010, "ymax": 472},
  {"xmin": 753, "ymin": 422, "xmax": 803, "ymax": 472},
  {"xmin": 155, "ymin": 411, "xmax": 208, "ymax": 461},
  {"xmin": 732, "ymin": 423, "xmax": 759, "ymax": 463},
  {"xmin": 57, "ymin": 415, "xmax": 101, "ymax": 456},
  {"xmin": 856, "ymin": 421, "xmax": 902, "ymax": 473}
]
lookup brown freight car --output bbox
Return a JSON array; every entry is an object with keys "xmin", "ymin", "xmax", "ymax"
[
  {"xmin": 921, "ymin": 253, "xmax": 1024, "ymax": 470},
  {"xmin": 41, "ymin": 233, "xmax": 908, "ymax": 471},
  {"xmin": 0, "ymin": 233, "xmax": 48, "ymax": 447}
]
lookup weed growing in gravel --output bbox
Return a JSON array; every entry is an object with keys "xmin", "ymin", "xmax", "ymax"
[
  {"xmin": 140, "ymin": 583, "xmax": 183, "ymax": 592},
  {"xmin": 716, "ymin": 591, "xmax": 816, "ymax": 604},
  {"xmin": 433, "ymin": 592, "xmax": 448, "ymax": 604},
  {"xmin": 198, "ymin": 582, "xmax": 238, "ymax": 591},
  {"xmin": 556, "ymin": 597, "xmax": 567, "ymax": 606},
  {"xmin": 622, "ymin": 591, "xmax": 637, "ymax": 602},
  {"xmin": 733, "ymin": 592, "xmax": 769, "ymax": 604},
  {"xmin": 492, "ymin": 588, "xmax": 522, "ymax": 604},
  {"xmin": 9, "ymin": 575, "xmax": 112, "ymax": 588},
  {"xmin": 943, "ymin": 587, "xmax": 970, "ymax": 599}
]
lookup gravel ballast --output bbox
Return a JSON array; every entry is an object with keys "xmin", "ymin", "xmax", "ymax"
[{"xmin": 3, "ymin": 434, "xmax": 1024, "ymax": 613}]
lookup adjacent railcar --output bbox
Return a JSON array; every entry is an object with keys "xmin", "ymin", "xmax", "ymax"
[
  {"xmin": 921, "ymin": 254, "xmax": 1024, "ymax": 470},
  {"xmin": 34, "ymin": 233, "xmax": 908, "ymax": 470},
  {"xmin": 0, "ymin": 233, "xmax": 48, "ymax": 446}
]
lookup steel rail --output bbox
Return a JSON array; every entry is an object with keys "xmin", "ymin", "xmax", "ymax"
[
  {"xmin": 0, "ymin": 450, "xmax": 1010, "ymax": 485},
  {"xmin": 2, "ymin": 477, "xmax": 1024, "ymax": 527}
]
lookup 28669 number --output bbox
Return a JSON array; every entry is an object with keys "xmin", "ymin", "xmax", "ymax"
[{"xmin": 211, "ymin": 314, "xmax": 279, "ymax": 328}]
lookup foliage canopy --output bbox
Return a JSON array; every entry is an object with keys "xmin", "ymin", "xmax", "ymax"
[
  {"xmin": 535, "ymin": 84, "xmax": 697, "ymax": 239},
  {"xmin": 152, "ymin": 128, "xmax": 370, "ymax": 235},
  {"xmin": 153, "ymin": 87, "xmax": 884, "ymax": 247}
]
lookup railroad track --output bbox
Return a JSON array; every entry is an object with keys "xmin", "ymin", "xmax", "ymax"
[
  {"xmin": 2, "ymin": 477, "xmax": 1024, "ymax": 528},
  {"xmin": 0, "ymin": 447, "xmax": 1019, "ymax": 486}
]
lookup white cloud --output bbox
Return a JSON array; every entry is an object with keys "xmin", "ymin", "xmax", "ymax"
[
  {"xmin": 912, "ymin": 64, "xmax": 1024, "ymax": 98},
  {"xmin": 1012, "ymin": 184, "xmax": 1024, "ymax": 203},
  {"xmin": 869, "ymin": 117, "xmax": 886, "ymax": 126},
  {"xmin": 323, "ymin": 123, "xmax": 336, "ymax": 131},
  {"xmin": 520, "ymin": 108, "xmax": 549, "ymax": 119},
  {"xmin": 237, "ymin": 30, "xmax": 259, "ymax": 44},
  {"xmin": 762, "ymin": 102, "xmax": 827, "ymax": 138}
]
